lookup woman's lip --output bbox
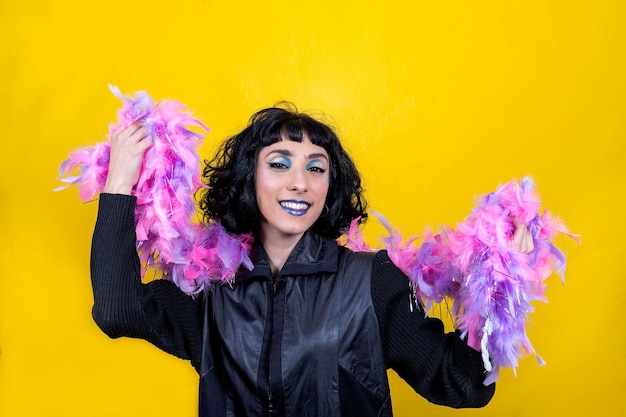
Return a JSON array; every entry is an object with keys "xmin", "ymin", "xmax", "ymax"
[
  {"xmin": 280, "ymin": 200, "xmax": 311, "ymax": 216},
  {"xmin": 280, "ymin": 199, "xmax": 311, "ymax": 209}
]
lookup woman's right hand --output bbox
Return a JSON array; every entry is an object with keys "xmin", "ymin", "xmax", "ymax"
[{"xmin": 103, "ymin": 122, "xmax": 153, "ymax": 195}]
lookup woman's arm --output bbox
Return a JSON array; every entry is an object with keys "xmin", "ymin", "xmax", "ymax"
[
  {"xmin": 90, "ymin": 193, "xmax": 204, "ymax": 368},
  {"xmin": 371, "ymin": 250, "xmax": 495, "ymax": 408}
]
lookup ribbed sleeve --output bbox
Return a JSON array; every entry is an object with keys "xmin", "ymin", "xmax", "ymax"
[
  {"xmin": 371, "ymin": 250, "xmax": 495, "ymax": 408},
  {"xmin": 90, "ymin": 193, "xmax": 204, "ymax": 369}
]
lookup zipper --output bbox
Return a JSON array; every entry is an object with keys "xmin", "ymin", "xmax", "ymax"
[
  {"xmin": 265, "ymin": 277, "xmax": 278, "ymax": 415},
  {"xmin": 268, "ymin": 385, "xmax": 274, "ymax": 414},
  {"xmin": 269, "ymin": 277, "xmax": 277, "ymax": 413}
]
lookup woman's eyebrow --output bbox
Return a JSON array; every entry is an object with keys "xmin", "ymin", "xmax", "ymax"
[
  {"xmin": 266, "ymin": 149, "xmax": 292, "ymax": 158},
  {"xmin": 266, "ymin": 149, "xmax": 328, "ymax": 161},
  {"xmin": 307, "ymin": 153, "xmax": 329, "ymax": 161}
]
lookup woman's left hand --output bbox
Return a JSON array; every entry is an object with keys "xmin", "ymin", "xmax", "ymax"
[{"xmin": 512, "ymin": 222, "xmax": 535, "ymax": 253}]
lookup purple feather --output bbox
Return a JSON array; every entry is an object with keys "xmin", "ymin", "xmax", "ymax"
[
  {"xmin": 57, "ymin": 86, "xmax": 252, "ymax": 294},
  {"xmin": 356, "ymin": 178, "xmax": 577, "ymax": 384}
]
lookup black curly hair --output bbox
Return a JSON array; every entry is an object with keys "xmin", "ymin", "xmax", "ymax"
[{"xmin": 197, "ymin": 103, "xmax": 367, "ymax": 239}]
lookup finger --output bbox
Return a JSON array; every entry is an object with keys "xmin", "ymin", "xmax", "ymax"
[
  {"xmin": 517, "ymin": 226, "xmax": 534, "ymax": 253},
  {"xmin": 519, "ymin": 233, "xmax": 529, "ymax": 253},
  {"xmin": 118, "ymin": 128, "xmax": 150, "ymax": 150},
  {"xmin": 524, "ymin": 230, "xmax": 535, "ymax": 253},
  {"xmin": 127, "ymin": 124, "xmax": 150, "ymax": 141},
  {"xmin": 112, "ymin": 122, "xmax": 144, "ymax": 142},
  {"xmin": 512, "ymin": 223, "xmax": 530, "ymax": 253},
  {"xmin": 513, "ymin": 225, "xmax": 524, "ymax": 250},
  {"xmin": 136, "ymin": 133, "xmax": 154, "ymax": 151}
]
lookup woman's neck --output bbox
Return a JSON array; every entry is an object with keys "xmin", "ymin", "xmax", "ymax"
[{"xmin": 259, "ymin": 229, "xmax": 304, "ymax": 277}]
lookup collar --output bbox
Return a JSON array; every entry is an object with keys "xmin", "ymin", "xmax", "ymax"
[{"xmin": 233, "ymin": 230, "xmax": 339, "ymax": 285}]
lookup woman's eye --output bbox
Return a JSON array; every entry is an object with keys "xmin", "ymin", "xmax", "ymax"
[
  {"xmin": 307, "ymin": 160, "xmax": 327, "ymax": 174},
  {"xmin": 267, "ymin": 155, "xmax": 291, "ymax": 169},
  {"xmin": 308, "ymin": 166, "xmax": 326, "ymax": 174},
  {"xmin": 268, "ymin": 162, "xmax": 288, "ymax": 169}
]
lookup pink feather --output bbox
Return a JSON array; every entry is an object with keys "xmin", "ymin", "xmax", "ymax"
[
  {"xmin": 360, "ymin": 178, "xmax": 577, "ymax": 384},
  {"xmin": 57, "ymin": 85, "xmax": 252, "ymax": 293}
]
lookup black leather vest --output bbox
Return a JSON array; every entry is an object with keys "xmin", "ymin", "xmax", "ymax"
[{"xmin": 198, "ymin": 231, "xmax": 392, "ymax": 417}]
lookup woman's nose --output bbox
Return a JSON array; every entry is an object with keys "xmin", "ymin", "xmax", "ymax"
[{"xmin": 288, "ymin": 168, "xmax": 307, "ymax": 192}]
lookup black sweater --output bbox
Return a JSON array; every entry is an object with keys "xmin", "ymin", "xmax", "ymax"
[{"xmin": 90, "ymin": 193, "xmax": 495, "ymax": 409}]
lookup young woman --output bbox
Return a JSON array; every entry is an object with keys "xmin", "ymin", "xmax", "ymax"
[{"xmin": 91, "ymin": 104, "xmax": 513, "ymax": 416}]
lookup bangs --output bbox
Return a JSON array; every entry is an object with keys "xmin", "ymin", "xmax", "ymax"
[{"xmin": 280, "ymin": 116, "xmax": 334, "ymax": 149}]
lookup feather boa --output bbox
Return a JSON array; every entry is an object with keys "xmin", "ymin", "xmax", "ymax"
[
  {"xmin": 344, "ymin": 179, "xmax": 578, "ymax": 385},
  {"xmin": 56, "ymin": 85, "xmax": 253, "ymax": 294},
  {"xmin": 57, "ymin": 87, "xmax": 576, "ymax": 383}
]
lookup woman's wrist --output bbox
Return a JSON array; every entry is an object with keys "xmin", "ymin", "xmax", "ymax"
[{"xmin": 103, "ymin": 178, "xmax": 134, "ymax": 195}]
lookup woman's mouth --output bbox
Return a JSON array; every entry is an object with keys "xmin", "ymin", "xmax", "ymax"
[{"xmin": 280, "ymin": 200, "xmax": 311, "ymax": 216}]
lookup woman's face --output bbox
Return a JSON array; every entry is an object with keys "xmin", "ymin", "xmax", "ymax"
[{"xmin": 255, "ymin": 134, "xmax": 330, "ymax": 243}]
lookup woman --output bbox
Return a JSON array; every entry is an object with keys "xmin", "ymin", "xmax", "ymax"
[{"xmin": 91, "ymin": 104, "xmax": 503, "ymax": 416}]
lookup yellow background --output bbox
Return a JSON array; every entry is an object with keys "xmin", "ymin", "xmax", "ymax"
[{"xmin": 1, "ymin": 1, "xmax": 624, "ymax": 416}]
